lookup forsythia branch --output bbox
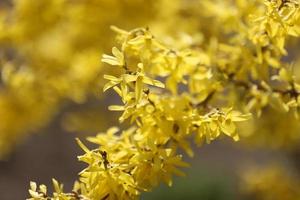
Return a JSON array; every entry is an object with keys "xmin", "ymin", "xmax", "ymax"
[{"xmin": 27, "ymin": 0, "xmax": 300, "ymax": 199}]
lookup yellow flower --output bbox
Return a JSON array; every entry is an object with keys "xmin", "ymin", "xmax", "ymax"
[{"xmin": 102, "ymin": 47, "xmax": 125, "ymax": 67}]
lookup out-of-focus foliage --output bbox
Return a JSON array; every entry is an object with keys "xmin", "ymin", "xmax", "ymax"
[
  {"xmin": 240, "ymin": 165, "xmax": 300, "ymax": 200},
  {"xmin": 240, "ymin": 109, "xmax": 300, "ymax": 149},
  {"xmin": 0, "ymin": 0, "xmax": 160, "ymax": 157}
]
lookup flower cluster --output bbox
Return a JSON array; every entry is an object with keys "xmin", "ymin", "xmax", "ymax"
[{"xmin": 28, "ymin": 26, "xmax": 250, "ymax": 200}]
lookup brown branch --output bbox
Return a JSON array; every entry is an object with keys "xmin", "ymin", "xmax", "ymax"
[{"xmin": 226, "ymin": 72, "xmax": 300, "ymax": 98}]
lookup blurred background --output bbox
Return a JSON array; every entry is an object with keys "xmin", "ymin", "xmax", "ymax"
[{"xmin": 0, "ymin": 0, "xmax": 300, "ymax": 199}]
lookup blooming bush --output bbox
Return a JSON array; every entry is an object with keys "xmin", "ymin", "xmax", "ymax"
[{"xmin": 1, "ymin": 0, "xmax": 300, "ymax": 199}]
